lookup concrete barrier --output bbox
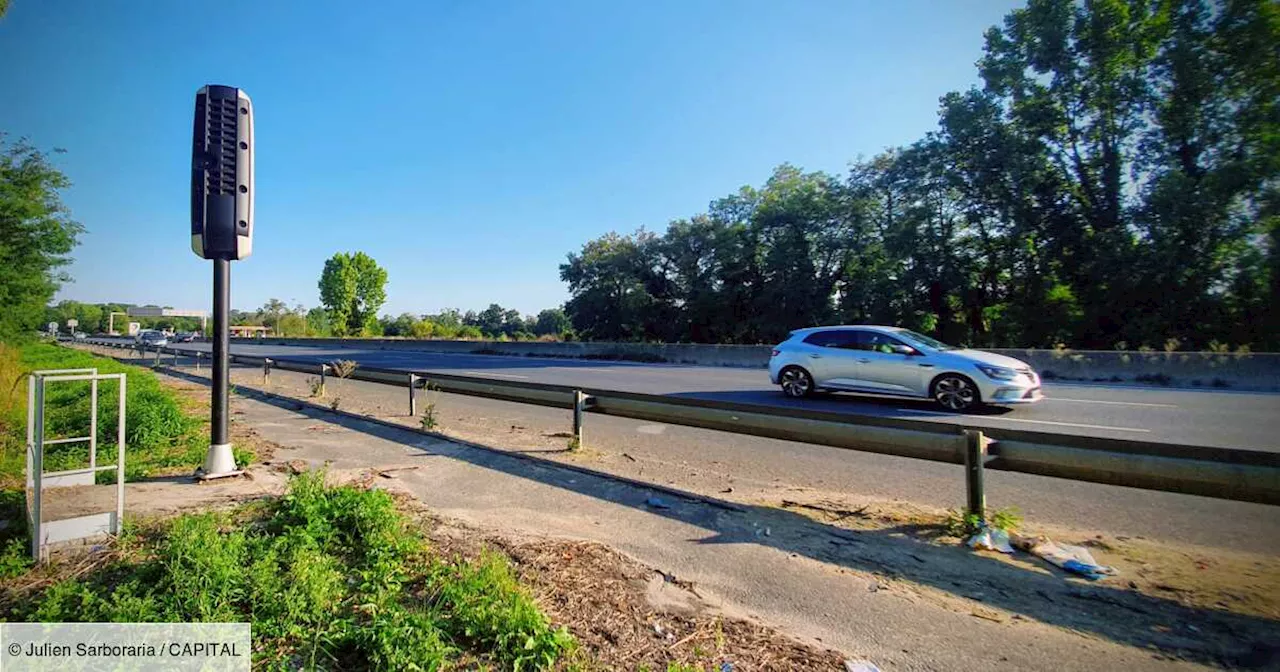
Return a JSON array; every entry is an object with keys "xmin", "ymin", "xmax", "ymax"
[
  {"xmin": 988, "ymin": 349, "xmax": 1280, "ymax": 391},
  {"xmin": 249, "ymin": 338, "xmax": 1280, "ymax": 391},
  {"xmin": 252, "ymin": 337, "xmax": 775, "ymax": 368}
]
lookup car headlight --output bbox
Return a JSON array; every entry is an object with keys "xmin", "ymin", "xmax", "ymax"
[{"xmin": 977, "ymin": 364, "xmax": 1018, "ymax": 381}]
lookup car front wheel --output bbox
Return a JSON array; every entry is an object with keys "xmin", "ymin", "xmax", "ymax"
[
  {"xmin": 779, "ymin": 366, "xmax": 815, "ymax": 398},
  {"xmin": 931, "ymin": 374, "xmax": 980, "ymax": 412}
]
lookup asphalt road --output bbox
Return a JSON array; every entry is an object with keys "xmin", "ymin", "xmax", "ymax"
[{"xmin": 115, "ymin": 338, "xmax": 1280, "ymax": 451}]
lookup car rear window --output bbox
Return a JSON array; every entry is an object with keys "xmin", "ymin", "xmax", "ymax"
[{"xmin": 802, "ymin": 330, "xmax": 858, "ymax": 348}]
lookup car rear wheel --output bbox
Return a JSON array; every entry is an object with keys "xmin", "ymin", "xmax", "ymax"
[
  {"xmin": 931, "ymin": 374, "xmax": 980, "ymax": 412},
  {"xmin": 779, "ymin": 366, "xmax": 815, "ymax": 398}
]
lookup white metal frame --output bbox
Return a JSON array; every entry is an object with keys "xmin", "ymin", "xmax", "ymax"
[{"xmin": 26, "ymin": 368, "xmax": 127, "ymax": 562}]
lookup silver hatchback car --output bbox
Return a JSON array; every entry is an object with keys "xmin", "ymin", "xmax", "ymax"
[{"xmin": 769, "ymin": 325, "xmax": 1042, "ymax": 411}]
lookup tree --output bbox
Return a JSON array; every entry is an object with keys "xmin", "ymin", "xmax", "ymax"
[
  {"xmin": 1, "ymin": 137, "xmax": 83, "ymax": 340},
  {"xmin": 277, "ymin": 312, "xmax": 306, "ymax": 337},
  {"xmin": 380, "ymin": 312, "xmax": 418, "ymax": 337},
  {"xmin": 317, "ymin": 251, "xmax": 387, "ymax": 336},
  {"xmin": 305, "ymin": 307, "xmax": 333, "ymax": 337},
  {"xmin": 261, "ymin": 298, "xmax": 288, "ymax": 335},
  {"xmin": 533, "ymin": 308, "xmax": 571, "ymax": 336},
  {"xmin": 475, "ymin": 304, "xmax": 507, "ymax": 336}
]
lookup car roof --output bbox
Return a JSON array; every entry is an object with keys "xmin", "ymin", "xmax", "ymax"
[{"xmin": 789, "ymin": 325, "xmax": 902, "ymax": 337}]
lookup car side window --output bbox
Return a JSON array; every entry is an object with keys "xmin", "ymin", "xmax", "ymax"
[
  {"xmin": 802, "ymin": 330, "xmax": 860, "ymax": 348},
  {"xmin": 826, "ymin": 331, "xmax": 860, "ymax": 349},
  {"xmin": 802, "ymin": 331, "xmax": 839, "ymax": 347},
  {"xmin": 854, "ymin": 331, "xmax": 906, "ymax": 354}
]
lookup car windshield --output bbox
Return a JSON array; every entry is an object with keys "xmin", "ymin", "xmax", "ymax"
[{"xmin": 894, "ymin": 329, "xmax": 955, "ymax": 351}]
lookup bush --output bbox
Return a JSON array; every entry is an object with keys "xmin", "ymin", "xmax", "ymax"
[{"xmin": 13, "ymin": 472, "xmax": 573, "ymax": 669}]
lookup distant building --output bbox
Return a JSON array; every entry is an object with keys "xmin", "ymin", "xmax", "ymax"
[{"xmin": 229, "ymin": 325, "xmax": 272, "ymax": 338}]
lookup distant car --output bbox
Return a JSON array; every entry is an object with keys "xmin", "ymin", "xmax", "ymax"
[
  {"xmin": 174, "ymin": 332, "xmax": 197, "ymax": 343},
  {"xmin": 72, "ymin": 331, "xmax": 87, "ymax": 340},
  {"xmin": 768, "ymin": 325, "xmax": 1042, "ymax": 412},
  {"xmin": 136, "ymin": 330, "xmax": 168, "ymax": 348}
]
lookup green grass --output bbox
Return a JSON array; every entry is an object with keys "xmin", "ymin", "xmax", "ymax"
[
  {"xmin": 6, "ymin": 472, "xmax": 574, "ymax": 670},
  {"xmin": 0, "ymin": 343, "xmax": 207, "ymax": 488},
  {"xmin": 944, "ymin": 506, "xmax": 1023, "ymax": 537},
  {"xmin": 0, "ymin": 342, "xmax": 259, "ymax": 567}
]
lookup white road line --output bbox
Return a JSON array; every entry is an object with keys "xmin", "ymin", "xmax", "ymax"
[
  {"xmin": 461, "ymin": 371, "xmax": 529, "ymax": 379},
  {"xmin": 1043, "ymin": 397, "xmax": 1178, "ymax": 408}
]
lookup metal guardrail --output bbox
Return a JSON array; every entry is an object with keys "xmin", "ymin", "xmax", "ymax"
[{"xmin": 80, "ymin": 338, "xmax": 1280, "ymax": 509}]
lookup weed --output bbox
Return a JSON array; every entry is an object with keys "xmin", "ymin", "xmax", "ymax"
[
  {"xmin": 943, "ymin": 509, "xmax": 982, "ymax": 537},
  {"xmin": 944, "ymin": 506, "xmax": 1022, "ymax": 537},
  {"xmin": 566, "ymin": 437, "xmax": 581, "ymax": 452},
  {"xmin": 420, "ymin": 403, "xmax": 438, "ymax": 431},
  {"xmin": 11, "ymin": 472, "xmax": 572, "ymax": 669},
  {"xmin": 329, "ymin": 397, "xmax": 342, "ymax": 412},
  {"xmin": 0, "ymin": 537, "xmax": 31, "ymax": 578},
  {"xmin": 1164, "ymin": 338, "xmax": 1181, "ymax": 353},
  {"xmin": 329, "ymin": 359, "xmax": 358, "ymax": 379},
  {"xmin": 990, "ymin": 507, "xmax": 1023, "ymax": 533},
  {"xmin": 428, "ymin": 549, "xmax": 575, "ymax": 669},
  {"xmin": 307, "ymin": 376, "xmax": 325, "ymax": 398}
]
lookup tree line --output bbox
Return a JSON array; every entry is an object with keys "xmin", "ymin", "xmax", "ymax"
[{"xmin": 560, "ymin": 0, "xmax": 1279, "ymax": 350}]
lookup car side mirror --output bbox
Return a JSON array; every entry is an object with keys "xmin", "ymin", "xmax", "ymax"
[{"xmin": 891, "ymin": 344, "xmax": 917, "ymax": 356}]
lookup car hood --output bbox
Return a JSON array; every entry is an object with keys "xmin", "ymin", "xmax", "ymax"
[{"xmin": 944, "ymin": 349, "xmax": 1032, "ymax": 370}]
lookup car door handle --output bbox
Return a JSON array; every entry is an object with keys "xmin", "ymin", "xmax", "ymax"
[
  {"xmin": 808, "ymin": 353, "xmax": 821, "ymax": 359},
  {"xmin": 918, "ymin": 363, "xmax": 935, "ymax": 368},
  {"xmin": 856, "ymin": 358, "xmax": 871, "ymax": 363}
]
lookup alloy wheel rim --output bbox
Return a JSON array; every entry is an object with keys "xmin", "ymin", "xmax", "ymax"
[
  {"xmin": 781, "ymin": 370, "xmax": 810, "ymax": 396},
  {"xmin": 935, "ymin": 377, "xmax": 975, "ymax": 410}
]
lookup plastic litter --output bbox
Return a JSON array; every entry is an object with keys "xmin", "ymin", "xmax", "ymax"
[
  {"xmin": 844, "ymin": 661, "xmax": 882, "ymax": 672},
  {"xmin": 966, "ymin": 525, "xmax": 1014, "ymax": 554},
  {"xmin": 644, "ymin": 496, "xmax": 671, "ymax": 509},
  {"xmin": 719, "ymin": 663, "xmax": 733, "ymax": 672},
  {"xmin": 1013, "ymin": 535, "xmax": 1117, "ymax": 580}
]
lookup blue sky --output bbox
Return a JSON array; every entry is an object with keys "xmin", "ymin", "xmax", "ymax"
[{"xmin": 0, "ymin": 0, "xmax": 1021, "ymax": 317}]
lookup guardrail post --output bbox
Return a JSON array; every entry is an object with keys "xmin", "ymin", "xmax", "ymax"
[
  {"xmin": 263, "ymin": 358, "xmax": 273, "ymax": 386},
  {"xmin": 152, "ymin": 347, "xmax": 161, "ymax": 368},
  {"xmin": 409, "ymin": 374, "xmax": 418, "ymax": 416},
  {"xmin": 572, "ymin": 389, "xmax": 586, "ymax": 449},
  {"xmin": 195, "ymin": 351, "xmax": 202, "ymax": 372},
  {"xmin": 964, "ymin": 429, "xmax": 987, "ymax": 522},
  {"xmin": 319, "ymin": 363, "xmax": 328, "ymax": 397}
]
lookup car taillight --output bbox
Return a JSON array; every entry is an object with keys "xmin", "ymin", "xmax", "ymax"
[{"xmin": 771, "ymin": 349, "xmax": 781, "ymax": 357}]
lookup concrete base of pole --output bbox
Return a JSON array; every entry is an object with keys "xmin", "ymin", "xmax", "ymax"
[{"xmin": 196, "ymin": 442, "xmax": 242, "ymax": 481}]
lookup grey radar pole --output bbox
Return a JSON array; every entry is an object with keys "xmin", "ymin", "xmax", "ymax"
[{"xmin": 190, "ymin": 85, "xmax": 254, "ymax": 480}]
